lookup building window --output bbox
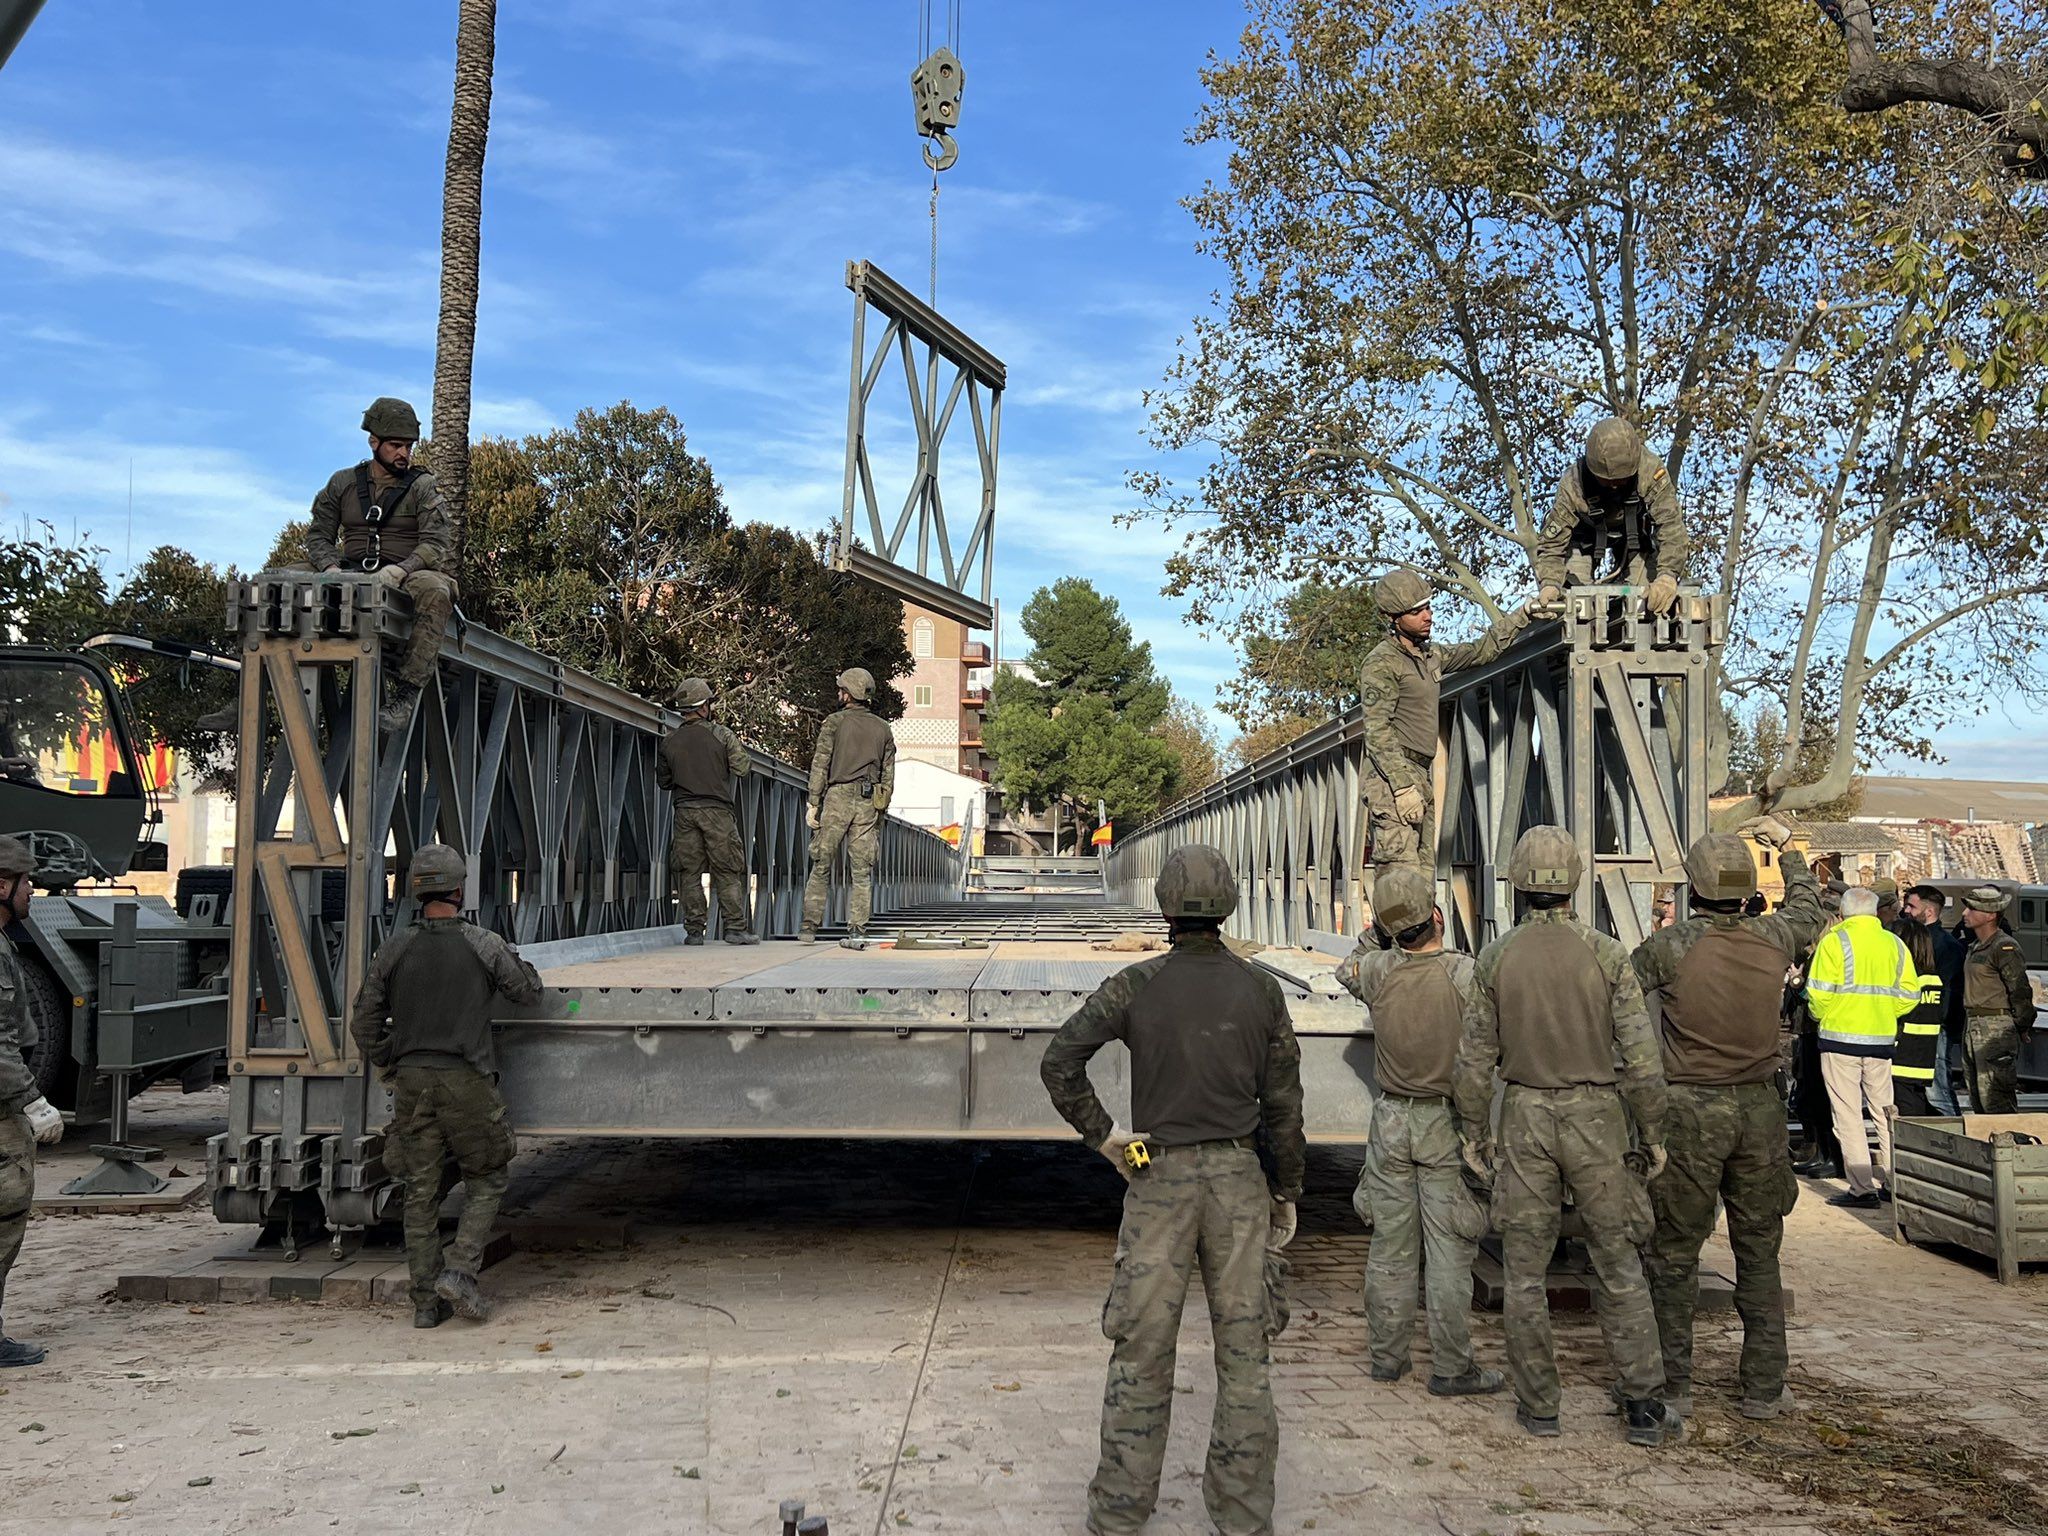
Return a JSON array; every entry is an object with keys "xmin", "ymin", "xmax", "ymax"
[
  {"xmin": 914, "ymin": 685, "xmax": 933, "ymax": 708},
  {"xmin": 941, "ymin": 795, "xmax": 956, "ymax": 824},
  {"xmin": 913, "ymin": 618, "xmax": 934, "ymax": 659}
]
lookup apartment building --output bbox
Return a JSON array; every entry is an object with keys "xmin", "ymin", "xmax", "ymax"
[{"xmin": 891, "ymin": 602, "xmax": 990, "ymax": 781}]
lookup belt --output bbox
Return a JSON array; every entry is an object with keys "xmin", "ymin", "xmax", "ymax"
[
  {"xmin": 1150, "ymin": 1135, "xmax": 1258, "ymax": 1154},
  {"xmin": 1403, "ymin": 747, "xmax": 1434, "ymax": 767},
  {"xmin": 1966, "ymin": 1008, "xmax": 2015, "ymax": 1018},
  {"xmin": 1379, "ymin": 1089, "xmax": 1449, "ymax": 1103}
]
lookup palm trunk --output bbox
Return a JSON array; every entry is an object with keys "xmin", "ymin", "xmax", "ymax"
[{"xmin": 433, "ymin": 0, "xmax": 497, "ymax": 543}]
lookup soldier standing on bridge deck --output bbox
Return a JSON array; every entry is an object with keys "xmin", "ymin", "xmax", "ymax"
[
  {"xmin": 1631, "ymin": 817, "xmax": 1822, "ymax": 1424},
  {"xmin": 1334, "ymin": 865, "xmax": 1503, "ymax": 1398},
  {"xmin": 1452, "ymin": 826, "xmax": 1680, "ymax": 1447},
  {"xmin": 800, "ymin": 667, "xmax": 896, "ymax": 948},
  {"xmin": 655, "ymin": 678, "xmax": 758, "ymax": 947},
  {"xmin": 1533, "ymin": 417, "xmax": 1689, "ymax": 617},
  {"xmin": 1958, "ymin": 884, "xmax": 2035, "ymax": 1115},
  {"xmin": 308, "ymin": 397, "xmax": 458, "ymax": 736},
  {"xmin": 1358, "ymin": 569, "xmax": 1532, "ymax": 883},
  {"xmin": 350, "ymin": 844, "xmax": 543, "ymax": 1328},
  {"xmin": 1041, "ymin": 845, "xmax": 1305, "ymax": 1536},
  {"xmin": 0, "ymin": 835, "xmax": 64, "ymax": 1369}
]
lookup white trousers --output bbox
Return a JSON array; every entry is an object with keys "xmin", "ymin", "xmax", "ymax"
[{"xmin": 1821, "ymin": 1051, "xmax": 1895, "ymax": 1195}]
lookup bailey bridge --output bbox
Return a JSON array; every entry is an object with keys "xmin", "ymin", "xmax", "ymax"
[{"xmin": 207, "ymin": 573, "xmax": 1722, "ymax": 1246}]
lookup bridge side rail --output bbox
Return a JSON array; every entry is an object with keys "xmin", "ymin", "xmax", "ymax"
[
  {"xmin": 209, "ymin": 573, "xmax": 956, "ymax": 1239},
  {"xmin": 1104, "ymin": 588, "xmax": 1725, "ymax": 954}
]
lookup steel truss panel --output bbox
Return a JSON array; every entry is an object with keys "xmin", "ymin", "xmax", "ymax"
[
  {"xmin": 836, "ymin": 259, "xmax": 1003, "ymax": 629},
  {"xmin": 211, "ymin": 573, "xmax": 961, "ymax": 1229},
  {"xmin": 1106, "ymin": 587, "xmax": 1726, "ymax": 953}
]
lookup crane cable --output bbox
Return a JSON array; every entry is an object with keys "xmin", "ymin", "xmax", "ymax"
[{"xmin": 917, "ymin": 0, "xmax": 962, "ymax": 307}]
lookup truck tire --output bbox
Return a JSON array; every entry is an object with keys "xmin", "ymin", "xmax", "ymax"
[
  {"xmin": 16, "ymin": 953, "xmax": 70, "ymax": 1104},
  {"xmin": 175, "ymin": 864, "xmax": 235, "ymax": 919}
]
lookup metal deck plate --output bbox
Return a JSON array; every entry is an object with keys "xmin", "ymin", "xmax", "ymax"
[{"xmin": 712, "ymin": 949, "xmax": 990, "ymax": 1025}]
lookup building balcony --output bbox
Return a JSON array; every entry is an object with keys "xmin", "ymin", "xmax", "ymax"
[
  {"xmin": 963, "ymin": 687, "xmax": 989, "ymax": 708},
  {"xmin": 963, "ymin": 641, "xmax": 991, "ymax": 666}
]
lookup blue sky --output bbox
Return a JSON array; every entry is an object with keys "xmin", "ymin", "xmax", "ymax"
[{"xmin": 3, "ymin": 2, "xmax": 2043, "ymax": 777}]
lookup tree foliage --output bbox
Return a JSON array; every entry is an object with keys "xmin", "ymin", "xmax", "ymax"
[
  {"xmin": 461, "ymin": 402, "xmax": 910, "ymax": 763},
  {"xmin": 1138, "ymin": 0, "xmax": 2047, "ymax": 815},
  {"xmin": 1226, "ymin": 578, "xmax": 1385, "ymax": 731},
  {"xmin": 1230, "ymin": 714, "xmax": 1323, "ymax": 767},
  {"xmin": 1156, "ymin": 693, "xmax": 1225, "ymax": 799}
]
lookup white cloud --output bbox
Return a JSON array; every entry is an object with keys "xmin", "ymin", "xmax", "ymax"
[{"xmin": 467, "ymin": 395, "xmax": 558, "ymax": 439}]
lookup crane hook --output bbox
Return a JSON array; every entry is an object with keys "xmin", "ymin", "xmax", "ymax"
[{"xmin": 922, "ymin": 132, "xmax": 958, "ymax": 174}]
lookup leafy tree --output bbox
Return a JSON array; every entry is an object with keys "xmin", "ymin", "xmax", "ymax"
[
  {"xmin": 1226, "ymin": 578, "xmax": 1385, "ymax": 731},
  {"xmin": 1009, "ymin": 578, "xmax": 1169, "ymax": 728},
  {"xmin": 1230, "ymin": 714, "xmax": 1323, "ymax": 767},
  {"xmin": 0, "ymin": 525, "xmax": 109, "ymax": 646},
  {"xmin": 1136, "ymin": 0, "xmax": 2048, "ymax": 819},
  {"xmin": 106, "ymin": 547, "xmax": 239, "ymax": 787},
  {"xmin": 1155, "ymin": 692, "xmax": 1224, "ymax": 801}
]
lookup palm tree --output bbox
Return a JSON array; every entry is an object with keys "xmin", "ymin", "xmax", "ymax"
[{"xmin": 432, "ymin": 0, "xmax": 496, "ymax": 538}]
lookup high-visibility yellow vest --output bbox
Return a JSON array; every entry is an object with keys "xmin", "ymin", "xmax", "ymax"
[
  {"xmin": 1894, "ymin": 973, "xmax": 1944, "ymax": 1082},
  {"xmin": 1806, "ymin": 915, "xmax": 1920, "ymax": 1055}
]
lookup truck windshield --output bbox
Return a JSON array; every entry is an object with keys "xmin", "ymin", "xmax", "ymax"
[{"xmin": 0, "ymin": 656, "xmax": 143, "ymax": 799}]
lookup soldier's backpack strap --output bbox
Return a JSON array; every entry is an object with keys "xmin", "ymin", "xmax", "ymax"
[{"xmin": 354, "ymin": 464, "xmax": 422, "ymax": 526}]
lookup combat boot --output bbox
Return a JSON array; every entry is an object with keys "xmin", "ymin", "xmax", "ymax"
[
  {"xmin": 684, "ymin": 933, "xmax": 707, "ymax": 946},
  {"xmin": 1610, "ymin": 1382, "xmax": 1691, "ymax": 1419},
  {"xmin": 1515, "ymin": 1404, "xmax": 1560, "ymax": 1438},
  {"xmin": 434, "ymin": 1269, "xmax": 491, "ymax": 1322},
  {"xmin": 412, "ymin": 1299, "xmax": 453, "ymax": 1330},
  {"xmin": 378, "ymin": 682, "xmax": 422, "ymax": 736},
  {"xmin": 839, "ymin": 928, "xmax": 868, "ymax": 951},
  {"xmin": 1429, "ymin": 1367, "xmax": 1505, "ymax": 1397},
  {"xmin": 0, "ymin": 1325, "xmax": 46, "ymax": 1367},
  {"xmin": 1625, "ymin": 1398, "xmax": 1683, "ymax": 1447},
  {"xmin": 1369, "ymin": 1360, "xmax": 1411, "ymax": 1383},
  {"xmin": 1740, "ymin": 1388, "xmax": 1798, "ymax": 1421},
  {"xmin": 722, "ymin": 930, "xmax": 761, "ymax": 946},
  {"xmin": 798, "ymin": 927, "xmax": 818, "ymax": 945},
  {"xmin": 193, "ymin": 705, "xmax": 238, "ymax": 735}
]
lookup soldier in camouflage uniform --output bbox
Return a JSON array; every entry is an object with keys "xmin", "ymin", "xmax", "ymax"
[
  {"xmin": 1533, "ymin": 417, "xmax": 1689, "ymax": 616},
  {"xmin": 1335, "ymin": 866, "xmax": 1503, "ymax": 1396},
  {"xmin": 1631, "ymin": 818, "xmax": 1823, "ymax": 1421},
  {"xmin": 655, "ymin": 678, "xmax": 758, "ymax": 946},
  {"xmin": 1042, "ymin": 845, "xmax": 1306, "ymax": 1536},
  {"xmin": 1958, "ymin": 885, "xmax": 2036, "ymax": 1115},
  {"xmin": 1452, "ymin": 826, "xmax": 1680, "ymax": 1446},
  {"xmin": 0, "ymin": 836, "xmax": 64, "ymax": 1368},
  {"xmin": 1358, "ymin": 568, "xmax": 1533, "ymax": 878},
  {"xmin": 308, "ymin": 398, "xmax": 459, "ymax": 735},
  {"xmin": 350, "ymin": 845, "xmax": 543, "ymax": 1328},
  {"xmin": 800, "ymin": 667, "xmax": 897, "ymax": 947}
]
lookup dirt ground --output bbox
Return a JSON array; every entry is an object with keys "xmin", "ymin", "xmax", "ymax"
[{"xmin": 3, "ymin": 1088, "xmax": 2045, "ymax": 1536}]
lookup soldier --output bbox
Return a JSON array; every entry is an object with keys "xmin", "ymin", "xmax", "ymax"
[
  {"xmin": 1958, "ymin": 885, "xmax": 2035, "ymax": 1115},
  {"xmin": 0, "ymin": 835, "xmax": 64, "ymax": 1368},
  {"xmin": 1791, "ymin": 879, "xmax": 1850, "ymax": 1177},
  {"xmin": 800, "ymin": 667, "xmax": 896, "ymax": 948},
  {"xmin": 1533, "ymin": 417, "xmax": 1689, "ymax": 616},
  {"xmin": 308, "ymin": 397, "xmax": 458, "ymax": 735},
  {"xmin": 1334, "ymin": 866, "xmax": 1502, "ymax": 1397},
  {"xmin": 1041, "ymin": 845, "xmax": 1305, "ymax": 1536},
  {"xmin": 350, "ymin": 844, "xmax": 543, "ymax": 1328},
  {"xmin": 1632, "ymin": 818, "xmax": 1823, "ymax": 1422},
  {"xmin": 1358, "ymin": 569, "xmax": 1533, "ymax": 879},
  {"xmin": 654, "ymin": 678, "xmax": 758, "ymax": 946},
  {"xmin": 1452, "ymin": 826, "xmax": 1679, "ymax": 1446}
]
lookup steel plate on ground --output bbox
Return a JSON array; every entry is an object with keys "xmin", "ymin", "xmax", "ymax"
[
  {"xmin": 970, "ymin": 955, "xmax": 1132, "ymax": 1025},
  {"xmin": 712, "ymin": 949, "xmax": 990, "ymax": 1025}
]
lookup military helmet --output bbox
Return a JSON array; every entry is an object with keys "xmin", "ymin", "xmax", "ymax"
[
  {"xmin": 362, "ymin": 396, "xmax": 422, "ymax": 440},
  {"xmin": 1371, "ymin": 567, "xmax": 1432, "ymax": 617},
  {"xmin": 1821, "ymin": 878, "xmax": 1848, "ymax": 913},
  {"xmin": 0, "ymin": 833, "xmax": 32, "ymax": 877},
  {"xmin": 1373, "ymin": 867, "xmax": 1437, "ymax": 935},
  {"xmin": 1964, "ymin": 883, "xmax": 2013, "ymax": 915},
  {"xmin": 1155, "ymin": 844, "xmax": 1239, "ymax": 920},
  {"xmin": 1508, "ymin": 825, "xmax": 1581, "ymax": 895},
  {"xmin": 408, "ymin": 843, "xmax": 467, "ymax": 900},
  {"xmin": 836, "ymin": 667, "xmax": 876, "ymax": 702},
  {"xmin": 1683, "ymin": 832, "xmax": 1757, "ymax": 902},
  {"xmin": 1583, "ymin": 417, "xmax": 1642, "ymax": 481},
  {"xmin": 677, "ymin": 677, "xmax": 713, "ymax": 709},
  {"xmin": 1870, "ymin": 876, "xmax": 1899, "ymax": 907}
]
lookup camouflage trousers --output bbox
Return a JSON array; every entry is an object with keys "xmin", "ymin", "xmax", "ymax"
[
  {"xmin": 801, "ymin": 781, "xmax": 880, "ymax": 933},
  {"xmin": 1645, "ymin": 1082, "xmax": 1798, "ymax": 1404},
  {"xmin": 1354, "ymin": 1095, "xmax": 1486, "ymax": 1380},
  {"xmin": 670, "ymin": 803, "xmax": 748, "ymax": 935},
  {"xmin": 1964, "ymin": 1014, "xmax": 2021, "ymax": 1115},
  {"xmin": 1495, "ymin": 1085, "xmax": 1662, "ymax": 1419},
  {"xmin": 0, "ymin": 1111, "xmax": 32, "ymax": 1318},
  {"xmin": 388, "ymin": 1065, "xmax": 514, "ymax": 1309},
  {"xmin": 301, "ymin": 564, "xmax": 453, "ymax": 687},
  {"xmin": 1091, "ymin": 1140, "xmax": 1280, "ymax": 1536},
  {"xmin": 1362, "ymin": 769, "xmax": 1434, "ymax": 876}
]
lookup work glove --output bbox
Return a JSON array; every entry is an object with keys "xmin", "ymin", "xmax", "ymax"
[
  {"xmin": 1460, "ymin": 1136, "xmax": 1497, "ymax": 1185},
  {"xmin": 1643, "ymin": 574, "xmax": 1680, "ymax": 616},
  {"xmin": 1095, "ymin": 1126, "xmax": 1152, "ymax": 1183},
  {"xmin": 805, "ymin": 804, "xmax": 821, "ymax": 833},
  {"xmin": 376, "ymin": 563, "xmax": 408, "ymax": 588},
  {"xmin": 1740, "ymin": 814, "xmax": 1794, "ymax": 850},
  {"xmin": 1530, "ymin": 583, "xmax": 1565, "ymax": 619},
  {"xmin": 312, "ymin": 557, "xmax": 340, "ymax": 574},
  {"xmin": 23, "ymin": 1096, "xmax": 62, "ymax": 1145},
  {"xmin": 1392, "ymin": 784, "xmax": 1427, "ymax": 826},
  {"xmin": 1268, "ymin": 1197, "xmax": 1298, "ymax": 1250}
]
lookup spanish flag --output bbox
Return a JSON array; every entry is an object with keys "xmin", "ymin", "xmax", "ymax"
[
  {"xmin": 1091, "ymin": 823, "xmax": 1113, "ymax": 848},
  {"xmin": 936, "ymin": 823, "xmax": 964, "ymax": 847}
]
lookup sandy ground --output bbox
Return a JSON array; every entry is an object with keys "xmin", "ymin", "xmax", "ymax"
[{"xmin": 3, "ymin": 1088, "xmax": 2045, "ymax": 1536}]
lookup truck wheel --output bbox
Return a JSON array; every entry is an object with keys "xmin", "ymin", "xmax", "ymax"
[{"xmin": 16, "ymin": 954, "xmax": 71, "ymax": 1105}]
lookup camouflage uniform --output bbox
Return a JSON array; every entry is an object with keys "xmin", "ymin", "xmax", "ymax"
[
  {"xmin": 800, "ymin": 703, "xmax": 896, "ymax": 934},
  {"xmin": 351, "ymin": 911, "xmax": 543, "ymax": 1312},
  {"xmin": 1454, "ymin": 909, "xmax": 1669, "ymax": 1422},
  {"xmin": 1631, "ymin": 846, "xmax": 1824, "ymax": 1409},
  {"xmin": 0, "ymin": 932, "xmax": 37, "ymax": 1326},
  {"xmin": 305, "ymin": 460, "xmax": 457, "ymax": 688},
  {"xmin": 654, "ymin": 714, "xmax": 753, "ymax": 936},
  {"xmin": 1358, "ymin": 611, "xmax": 1528, "ymax": 874},
  {"xmin": 1534, "ymin": 449, "xmax": 1688, "ymax": 591},
  {"xmin": 1042, "ymin": 931, "xmax": 1306, "ymax": 1536},
  {"xmin": 1962, "ymin": 911, "xmax": 2034, "ymax": 1116}
]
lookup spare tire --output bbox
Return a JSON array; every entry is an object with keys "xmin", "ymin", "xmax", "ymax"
[{"xmin": 175, "ymin": 864, "xmax": 235, "ymax": 919}]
